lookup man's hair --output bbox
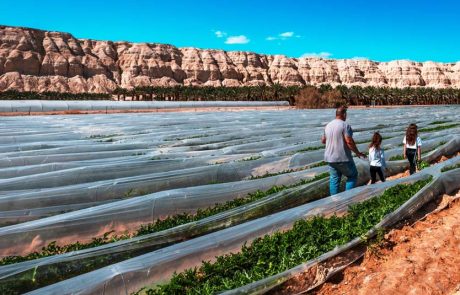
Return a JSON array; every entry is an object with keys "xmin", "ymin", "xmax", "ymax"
[{"xmin": 336, "ymin": 106, "xmax": 348, "ymax": 117}]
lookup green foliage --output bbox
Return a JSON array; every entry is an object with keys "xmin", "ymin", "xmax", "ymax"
[
  {"xmin": 0, "ymin": 173, "xmax": 329, "ymax": 267},
  {"xmin": 295, "ymin": 146, "xmax": 323, "ymax": 153},
  {"xmin": 2, "ymin": 85, "xmax": 460, "ymax": 105},
  {"xmin": 391, "ymin": 140, "xmax": 448, "ymax": 161},
  {"xmin": 428, "ymin": 120, "xmax": 452, "ymax": 125},
  {"xmin": 419, "ymin": 123, "xmax": 459, "ymax": 133},
  {"xmin": 135, "ymin": 173, "xmax": 329, "ymax": 235},
  {"xmin": 441, "ymin": 163, "xmax": 460, "ymax": 172},
  {"xmin": 389, "ymin": 154, "xmax": 405, "ymax": 161},
  {"xmin": 308, "ymin": 161, "xmax": 328, "ymax": 168},
  {"xmin": 0, "ymin": 90, "xmax": 110, "ymax": 100},
  {"xmin": 0, "ymin": 231, "xmax": 129, "ymax": 266},
  {"xmin": 417, "ymin": 161, "xmax": 430, "ymax": 170},
  {"xmin": 3, "ymin": 85, "xmax": 460, "ymax": 106},
  {"xmin": 250, "ymin": 168, "xmax": 302, "ymax": 179},
  {"xmin": 142, "ymin": 178, "xmax": 431, "ymax": 295},
  {"xmin": 240, "ymin": 156, "xmax": 262, "ymax": 162}
]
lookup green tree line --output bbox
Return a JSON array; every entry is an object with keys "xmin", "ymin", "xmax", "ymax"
[
  {"xmin": 1, "ymin": 85, "xmax": 459, "ymax": 106},
  {"xmin": 0, "ymin": 90, "xmax": 110, "ymax": 100}
]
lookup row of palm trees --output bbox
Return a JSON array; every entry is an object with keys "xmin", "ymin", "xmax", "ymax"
[
  {"xmin": 112, "ymin": 85, "xmax": 300, "ymax": 104},
  {"xmin": 1, "ymin": 85, "xmax": 459, "ymax": 105},
  {"xmin": 334, "ymin": 85, "xmax": 460, "ymax": 106},
  {"xmin": 0, "ymin": 90, "xmax": 110, "ymax": 100},
  {"xmin": 113, "ymin": 85, "xmax": 460, "ymax": 106}
]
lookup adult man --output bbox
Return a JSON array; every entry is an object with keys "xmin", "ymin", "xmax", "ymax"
[{"xmin": 321, "ymin": 106, "xmax": 365, "ymax": 195}]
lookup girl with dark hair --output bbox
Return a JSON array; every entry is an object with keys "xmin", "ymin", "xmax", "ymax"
[
  {"xmin": 368, "ymin": 132, "xmax": 386, "ymax": 183},
  {"xmin": 403, "ymin": 124, "xmax": 422, "ymax": 175}
]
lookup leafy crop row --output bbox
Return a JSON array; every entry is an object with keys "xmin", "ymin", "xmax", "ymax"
[
  {"xmin": 419, "ymin": 123, "xmax": 459, "ymax": 133},
  {"xmin": 139, "ymin": 178, "xmax": 431, "ymax": 295},
  {"xmin": 389, "ymin": 141, "xmax": 447, "ymax": 161},
  {"xmin": 249, "ymin": 162, "xmax": 327, "ymax": 179},
  {"xmin": 0, "ymin": 174, "xmax": 330, "ymax": 294},
  {"xmin": 441, "ymin": 163, "xmax": 460, "ymax": 172},
  {"xmin": 0, "ymin": 173, "xmax": 329, "ymax": 267},
  {"xmin": 428, "ymin": 120, "xmax": 452, "ymax": 125}
]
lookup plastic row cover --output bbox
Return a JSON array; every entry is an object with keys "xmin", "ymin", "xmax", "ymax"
[
  {"xmin": 0, "ymin": 100, "xmax": 289, "ymax": 113},
  {"xmin": 0, "ymin": 151, "xmax": 327, "ymax": 225},
  {"xmin": 0, "ymin": 134, "xmax": 455, "ymax": 229},
  {"xmin": 27, "ymin": 158, "xmax": 460, "ymax": 295},
  {"xmin": 0, "ymin": 136, "xmax": 457, "ymax": 256},
  {"xmin": 225, "ymin": 158, "xmax": 460, "ymax": 295},
  {"xmin": 0, "ymin": 167, "xmax": 328, "ymax": 255},
  {"xmin": 0, "ymin": 175, "xmax": 332, "ymax": 292},
  {"xmin": 0, "ymin": 153, "xmax": 417, "ymax": 292}
]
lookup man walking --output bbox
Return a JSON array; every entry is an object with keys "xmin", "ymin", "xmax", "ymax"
[{"xmin": 321, "ymin": 106, "xmax": 365, "ymax": 195}]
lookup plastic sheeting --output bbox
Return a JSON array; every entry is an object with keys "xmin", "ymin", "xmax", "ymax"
[
  {"xmin": 0, "ymin": 100, "xmax": 289, "ymax": 113},
  {"xmin": 0, "ymin": 167, "xmax": 328, "ymax": 255},
  {"xmin": 224, "ymin": 159, "xmax": 460, "ymax": 295},
  {"xmin": 0, "ymin": 106, "xmax": 458, "ymax": 293},
  {"xmin": 25, "ymin": 157, "xmax": 460, "ymax": 295},
  {"xmin": 0, "ymin": 174, "xmax": 331, "ymax": 293}
]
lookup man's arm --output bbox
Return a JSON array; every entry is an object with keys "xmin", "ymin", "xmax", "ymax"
[
  {"xmin": 344, "ymin": 135, "xmax": 365, "ymax": 158},
  {"xmin": 321, "ymin": 133, "xmax": 326, "ymax": 144}
]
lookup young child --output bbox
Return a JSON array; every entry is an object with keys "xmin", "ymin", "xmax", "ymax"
[
  {"xmin": 368, "ymin": 132, "xmax": 386, "ymax": 184},
  {"xmin": 403, "ymin": 123, "xmax": 422, "ymax": 175}
]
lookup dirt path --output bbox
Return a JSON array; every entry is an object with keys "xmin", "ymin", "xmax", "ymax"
[{"xmin": 313, "ymin": 190, "xmax": 460, "ymax": 295}]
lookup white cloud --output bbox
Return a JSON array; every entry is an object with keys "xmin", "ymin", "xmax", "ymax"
[
  {"xmin": 300, "ymin": 52, "xmax": 333, "ymax": 59},
  {"xmin": 279, "ymin": 32, "xmax": 294, "ymax": 38},
  {"xmin": 215, "ymin": 30, "xmax": 227, "ymax": 38},
  {"xmin": 225, "ymin": 35, "xmax": 250, "ymax": 44},
  {"xmin": 266, "ymin": 31, "xmax": 299, "ymax": 41}
]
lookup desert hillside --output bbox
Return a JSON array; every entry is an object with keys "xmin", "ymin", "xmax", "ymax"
[{"xmin": 1, "ymin": 25, "xmax": 460, "ymax": 93}]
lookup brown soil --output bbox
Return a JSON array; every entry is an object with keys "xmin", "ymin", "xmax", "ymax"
[
  {"xmin": 311, "ymin": 191, "xmax": 460, "ymax": 295},
  {"xmin": 0, "ymin": 106, "xmax": 293, "ymax": 116}
]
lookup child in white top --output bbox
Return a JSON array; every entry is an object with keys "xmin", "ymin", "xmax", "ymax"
[
  {"xmin": 368, "ymin": 132, "xmax": 386, "ymax": 184},
  {"xmin": 403, "ymin": 124, "xmax": 422, "ymax": 175}
]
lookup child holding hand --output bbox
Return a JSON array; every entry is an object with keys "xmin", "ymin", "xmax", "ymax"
[{"xmin": 368, "ymin": 132, "xmax": 386, "ymax": 183}]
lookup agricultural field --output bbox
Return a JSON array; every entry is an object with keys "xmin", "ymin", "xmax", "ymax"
[{"xmin": 0, "ymin": 106, "xmax": 459, "ymax": 294}]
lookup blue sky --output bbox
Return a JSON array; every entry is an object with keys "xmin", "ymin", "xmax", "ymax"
[{"xmin": 1, "ymin": 0, "xmax": 459, "ymax": 62}]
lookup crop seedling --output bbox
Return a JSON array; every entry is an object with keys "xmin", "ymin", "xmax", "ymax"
[
  {"xmin": 0, "ymin": 174, "xmax": 329, "ymax": 267},
  {"xmin": 419, "ymin": 123, "xmax": 459, "ymax": 133},
  {"xmin": 0, "ymin": 173, "xmax": 330, "ymax": 294},
  {"xmin": 138, "ymin": 178, "xmax": 431, "ymax": 295},
  {"xmin": 441, "ymin": 163, "xmax": 460, "ymax": 172}
]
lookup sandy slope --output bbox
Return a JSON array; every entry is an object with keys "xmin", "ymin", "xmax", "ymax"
[{"xmin": 314, "ymin": 190, "xmax": 460, "ymax": 295}]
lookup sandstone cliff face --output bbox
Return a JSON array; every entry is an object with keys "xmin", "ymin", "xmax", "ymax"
[{"xmin": 1, "ymin": 25, "xmax": 459, "ymax": 93}]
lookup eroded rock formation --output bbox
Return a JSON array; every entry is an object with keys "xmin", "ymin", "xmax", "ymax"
[{"xmin": 1, "ymin": 25, "xmax": 459, "ymax": 93}]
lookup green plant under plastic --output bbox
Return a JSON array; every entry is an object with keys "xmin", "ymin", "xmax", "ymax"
[
  {"xmin": 441, "ymin": 163, "xmax": 460, "ymax": 172},
  {"xmin": 428, "ymin": 120, "xmax": 452, "ymax": 125},
  {"xmin": 0, "ymin": 174, "xmax": 331, "ymax": 294},
  {"xmin": 389, "ymin": 154, "xmax": 405, "ymax": 161},
  {"xmin": 417, "ymin": 160, "xmax": 431, "ymax": 170},
  {"xmin": 419, "ymin": 123, "xmax": 459, "ymax": 133},
  {"xmin": 139, "ymin": 178, "xmax": 431, "ymax": 295},
  {"xmin": 0, "ymin": 173, "xmax": 329, "ymax": 267}
]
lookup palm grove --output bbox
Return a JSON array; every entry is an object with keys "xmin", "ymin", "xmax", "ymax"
[{"xmin": 1, "ymin": 85, "xmax": 459, "ymax": 107}]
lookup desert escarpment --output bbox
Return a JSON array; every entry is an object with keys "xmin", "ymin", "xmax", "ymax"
[{"xmin": 1, "ymin": 25, "xmax": 460, "ymax": 93}]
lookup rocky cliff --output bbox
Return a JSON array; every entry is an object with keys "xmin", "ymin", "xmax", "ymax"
[{"xmin": 1, "ymin": 25, "xmax": 459, "ymax": 93}]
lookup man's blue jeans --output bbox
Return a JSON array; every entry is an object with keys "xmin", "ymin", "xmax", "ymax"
[{"xmin": 328, "ymin": 161, "xmax": 358, "ymax": 195}]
